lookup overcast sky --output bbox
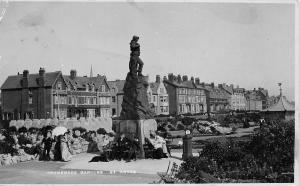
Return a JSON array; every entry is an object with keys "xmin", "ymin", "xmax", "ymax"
[{"xmin": 0, "ymin": 2, "xmax": 295, "ymax": 100}]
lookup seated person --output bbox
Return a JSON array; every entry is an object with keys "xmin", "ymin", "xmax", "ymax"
[
  {"xmin": 70, "ymin": 130, "xmax": 83, "ymax": 155},
  {"xmin": 115, "ymin": 133, "xmax": 135, "ymax": 162},
  {"xmin": 145, "ymin": 130, "xmax": 170, "ymax": 159},
  {"xmin": 87, "ymin": 131, "xmax": 99, "ymax": 153}
]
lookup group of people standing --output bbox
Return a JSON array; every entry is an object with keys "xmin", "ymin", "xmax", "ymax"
[{"xmin": 1, "ymin": 126, "xmax": 171, "ymax": 164}]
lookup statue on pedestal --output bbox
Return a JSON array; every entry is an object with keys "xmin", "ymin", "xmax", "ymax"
[{"xmin": 120, "ymin": 35, "xmax": 155, "ymax": 120}]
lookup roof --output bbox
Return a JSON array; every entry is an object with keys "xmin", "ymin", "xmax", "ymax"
[
  {"xmin": 1, "ymin": 71, "xmax": 61, "ymax": 90},
  {"xmin": 222, "ymin": 85, "xmax": 234, "ymax": 94},
  {"xmin": 150, "ymin": 82, "xmax": 160, "ymax": 94},
  {"xmin": 63, "ymin": 75, "xmax": 107, "ymax": 91},
  {"xmin": 164, "ymin": 80, "xmax": 208, "ymax": 91},
  {"xmin": 205, "ymin": 85, "xmax": 229, "ymax": 99},
  {"xmin": 263, "ymin": 95, "xmax": 295, "ymax": 112},
  {"xmin": 107, "ymin": 80, "xmax": 125, "ymax": 94}
]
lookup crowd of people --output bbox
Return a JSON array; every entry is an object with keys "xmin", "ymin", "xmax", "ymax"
[{"xmin": 0, "ymin": 125, "xmax": 171, "ymax": 166}]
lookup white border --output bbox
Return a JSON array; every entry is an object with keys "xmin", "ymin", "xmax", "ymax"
[{"xmin": 0, "ymin": 1, "xmax": 299, "ymax": 186}]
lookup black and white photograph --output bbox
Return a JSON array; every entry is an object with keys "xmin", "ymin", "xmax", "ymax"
[{"xmin": 0, "ymin": 0, "xmax": 298, "ymax": 184}]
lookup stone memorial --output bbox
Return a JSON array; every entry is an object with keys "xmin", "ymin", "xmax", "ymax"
[{"xmin": 115, "ymin": 36, "xmax": 157, "ymax": 158}]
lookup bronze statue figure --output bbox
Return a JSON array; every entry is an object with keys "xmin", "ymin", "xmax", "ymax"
[{"xmin": 129, "ymin": 35, "xmax": 144, "ymax": 76}]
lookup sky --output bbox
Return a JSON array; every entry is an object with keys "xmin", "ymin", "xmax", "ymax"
[{"xmin": 0, "ymin": 2, "xmax": 296, "ymax": 101}]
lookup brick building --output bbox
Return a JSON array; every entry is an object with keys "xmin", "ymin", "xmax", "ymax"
[
  {"xmin": 163, "ymin": 74, "xmax": 208, "ymax": 115},
  {"xmin": 1, "ymin": 68, "xmax": 65, "ymax": 120},
  {"xmin": 107, "ymin": 80, "xmax": 125, "ymax": 117},
  {"xmin": 147, "ymin": 75, "xmax": 169, "ymax": 115},
  {"xmin": 1, "ymin": 68, "xmax": 111, "ymax": 120},
  {"xmin": 63, "ymin": 70, "xmax": 111, "ymax": 118}
]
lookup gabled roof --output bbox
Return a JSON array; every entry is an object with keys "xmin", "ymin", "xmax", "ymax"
[
  {"xmin": 63, "ymin": 75, "xmax": 107, "ymax": 91},
  {"xmin": 263, "ymin": 95, "xmax": 295, "ymax": 112},
  {"xmin": 1, "ymin": 71, "xmax": 61, "ymax": 90},
  {"xmin": 223, "ymin": 86, "xmax": 234, "ymax": 95},
  {"xmin": 107, "ymin": 80, "xmax": 125, "ymax": 94}
]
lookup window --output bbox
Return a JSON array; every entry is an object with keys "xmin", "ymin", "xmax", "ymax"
[
  {"xmin": 101, "ymin": 85, "xmax": 105, "ymax": 92},
  {"xmin": 112, "ymin": 88, "xmax": 116, "ymax": 93},
  {"xmin": 153, "ymin": 96, "xmax": 156, "ymax": 102},
  {"xmin": 57, "ymin": 82, "xmax": 62, "ymax": 90},
  {"xmin": 29, "ymin": 96, "xmax": 32, "ymax": 104},
  {"xmin": 112, "ymin": 96, "xmax": 116, "ymax": 103},
  {"xmin": 160, "ymin": 88, "xmax": 164, "ymax": 93}
]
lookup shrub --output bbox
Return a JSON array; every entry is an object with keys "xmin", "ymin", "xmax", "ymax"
[{"xmin": 176, "ymin": 123, "xmax": 185, "ymax": 130}]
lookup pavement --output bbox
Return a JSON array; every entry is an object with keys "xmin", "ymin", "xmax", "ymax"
[{"xmin": 0, "ymin": 152, "xmax": 184, "ymax": 184}]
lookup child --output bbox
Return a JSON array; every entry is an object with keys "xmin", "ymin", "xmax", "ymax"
[{"xmin": 42, "ymin": 130, "xmax": 53, "ymax": 161}]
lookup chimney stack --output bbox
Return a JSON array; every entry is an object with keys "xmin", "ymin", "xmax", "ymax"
[
  {"xmin": 195, "ymin": 78, "xmax": 200, "ymax": 85},
  {"xmin": 177, "ymin": 75, "xmax": 182, "ymax": 83},
  {"xmin": 191, "ymin": 76, "xmax": 194, "ymax": 83},
  {"xmin": 156, "ymin": 75, "xmax": 161, "ymax": 83},
  {"xmin": 23, "ymin": 70, "xmax": 29, "ymax": 78},
  {"xmin": 22, "ymin": 70, "xmax": 29, "ymax": 87},
  {"xmin": 211, "ymin": 82, "xmax": 214, "ymax": 88},
  {"xmin": 163, "ymin": 76, "xmax": 167, "ymax": 81},
  {"xmin": 182, "ymin": 75, "xmax": 188, "ymax": 81},
  {"xmin": 168, "ymin": 73, "xmax": 174, "ymax": 81},
  {"xmin": 38, "ymin": 68, "xmax": 45, "ymax": 86},
  {"xmin": 230, "ymin": 84, "xmax": 234, "ymax": 89},
  {"xmin": 70, "ymin": 70, "xmax": 77, "ymax": 79},
  {"xmin": 39, "ymin": 67, "xmax": 45, "ymax": 77}
]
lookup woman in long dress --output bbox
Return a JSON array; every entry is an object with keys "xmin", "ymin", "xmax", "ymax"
[{"xmin": 60, "ymin": 132, "xmax": 72, "ymax": 162}]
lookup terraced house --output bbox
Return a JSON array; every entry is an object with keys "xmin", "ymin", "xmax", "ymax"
[
  {"xmin": 0, "ymin": 68, "xmax": 111, "ymax": 120},
  {"xmin": 204, "ymin": 83, "xmax": 230, "ymax": 112},
  {"xmin": 163, "ymin": 73, "xmax": 208, "ymax": 115},
  {"xmin": 147, "ymin": 75, "xmax": 169, "ymax": 115}
]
